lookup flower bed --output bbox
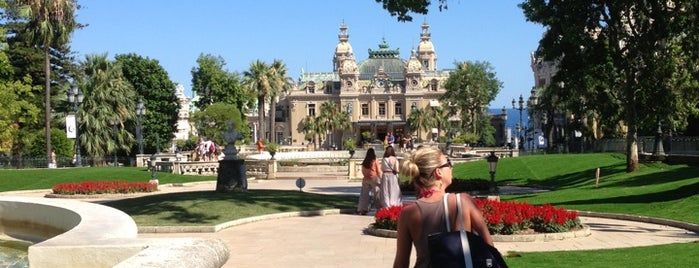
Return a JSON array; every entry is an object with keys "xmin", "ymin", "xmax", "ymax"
[
  {"xmin": 373, "ymin": 199, "xmax": 581, "ymax": 235},
  {"xmin": 52, "ymin": 181, "xmax": 158, "ymax": 195}
]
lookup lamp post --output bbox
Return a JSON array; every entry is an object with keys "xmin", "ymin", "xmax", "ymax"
[
  {"xmin": 512, "ymin": 95, "xmax": 524, "ymax": 150},
  {"xmin": 136, "ymin": 99, "xmax": 146, "ymax": 155},
  {"xmin": 67, "ymin": 85, "xmax": 84, "ymax": 167},
  {"xmin": 111, "ymin": 120, "xmax": 118, "ymax": 167},
  {"xmin": 487, "ymin": 151, "xmax": 499, "ymax": 194}
]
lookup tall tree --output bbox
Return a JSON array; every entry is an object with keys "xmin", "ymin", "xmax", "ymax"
[
  {"xmin": 268, "ymin": 59, "xmax": 292, "ymax": 143},
  {"xmin": 115, "ymin": 53, "xmax": 178, "ymax": 154},
  {"xmin": 442, "ymin": 61, "xmax": 501, "ymax": 134},
  {"xmin": 521, "ymin": 1, "xmax": 699, "ymax": 172},
  {"xmin": 242, "ymin": 60, "xmax": 271, "ymax": 142},
  {"xmin": 13, "ymin": 0, "xmax": 78, "ymax": 166},
  {"xmin": 76, "ymin": 54, "xmax": 136, "ymax": 166}
]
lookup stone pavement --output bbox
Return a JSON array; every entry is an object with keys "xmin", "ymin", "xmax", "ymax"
[{"xmin": 3, "ymin": 179, "xmax": 699, "ymax": 268}]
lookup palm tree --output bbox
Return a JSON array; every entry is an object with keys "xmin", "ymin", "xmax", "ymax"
[
  {"xmin": 77, "ymin": 54, "xmax": 136, "ymax": 166},
  {"xmin": 243, "ymin": 60, "xmax": 271, "ymax": 142},
  {"xmin": 17, "ymin": 0, "xmax": 78, "ymax": 165},
  {"xmin": 407, "ymin": 107, "xmax": 432, "ymax": 142},
  {"xmin": 319, "ymin": 102, "xmax": 343, "ymax": 149},
  {"xmin": 269, "ymin": 60, "xmax": 293, "ymax": 143},
  {"xmin": 300, "ymin": 115, "xmax": 321, "ymax": 150}
]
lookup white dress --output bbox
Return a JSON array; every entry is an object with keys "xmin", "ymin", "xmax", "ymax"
[{"xmin": 379, "ymin": 156, "xmax": 402, "ymax": 208}]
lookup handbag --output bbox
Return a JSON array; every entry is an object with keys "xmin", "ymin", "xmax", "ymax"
[{"xmin": 428, "ymin": 193, "xmax": 508, "ymax": 268}]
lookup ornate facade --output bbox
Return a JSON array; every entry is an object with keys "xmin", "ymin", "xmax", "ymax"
[{"xmin": 276, "ymin": 22, "xmax": 453, "ymax": 147}]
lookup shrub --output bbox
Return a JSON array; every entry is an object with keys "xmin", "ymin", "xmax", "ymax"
[{"xmin": 52, "ymin": 181, "xmax": 158, "ymax": 195}]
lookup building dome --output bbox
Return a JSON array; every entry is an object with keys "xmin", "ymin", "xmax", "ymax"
[
  {"xmin": 335, "ymin": 42, "xmax": 353, "ymax": 54},
  {"xmin": 357, "ymin": 38, "xmax": 405, "ymax": 79},
  {"xmin": 417, "ymin": 40, "xmax": 434, "ymax": 52}
]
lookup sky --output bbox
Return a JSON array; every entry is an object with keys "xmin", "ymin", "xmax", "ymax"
[{"xmin": 70, "ymin": 0, "xmax": 546, "ymax": 109}]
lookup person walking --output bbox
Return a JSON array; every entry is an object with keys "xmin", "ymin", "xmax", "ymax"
[
  {"xmin": 256, "ymin": 139, "xmax": 264, "ymax": 154},
  {"xmin": 379, "ymin": 146, "xmax": 401, "ymax": 208},
  {"xmin": 393, "ymin": 146, "xmax": 494, "ymax": 268},
  {"xmin": 357, "ymin": 148, "xmax": 382, "ymax": 215}
]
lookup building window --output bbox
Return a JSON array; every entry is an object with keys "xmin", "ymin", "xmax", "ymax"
[
  {"xmin": 395, "ymin": 103, "xmax": 403, "ymax": 115},
  {"xmin": 308, "ymin": 104, "xmax": 316, "ymax": 116},
  {"xmin": 308, "ymin": 82, "xmax": 315, "ymax": 93},
  {"xmin": 379, "ymin": 103, "xmax": 386, "ymax": 116},
  {"xmin": 430, "ymin": 79, "xmax": 438, "ymax": 91},
  {"xmin": 361, "ymin": 103, "xmax": 369, "ymax": 116}
]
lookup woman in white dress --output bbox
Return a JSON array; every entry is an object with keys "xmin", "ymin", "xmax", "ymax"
[{"xmin": 379, "ymin": 146, "xmax": 402, "ymax": 208}]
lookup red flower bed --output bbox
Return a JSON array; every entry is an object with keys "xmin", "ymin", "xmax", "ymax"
[
  {"xmin": 373, "ymin": 204, "xmax": 407, "ymax": 230},
  {"xmin": 374, "ymin": 199, "xmax": 581, "ymax": 235},
  {"xmin": 52, "ymin": 181, "xmax": 158, "ymax": 195},
  {"xmin": 475, "ymin": 199, "xmax": 581, "ymax": 235}
]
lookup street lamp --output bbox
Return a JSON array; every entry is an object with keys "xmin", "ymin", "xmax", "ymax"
[
  {"xmin": 512, "ymin": 95, "xmax": 524, "ymax": 150},
  {"xmin": 67, "ymin": 85, "xmax": 84, "ymax": 167},
  {"xmin": 136, "ymin": 99, "xmax": 146, "ymax": 155},
  {"xmin": 487, "ymin": 151, "xmax": 499, "ymax": 194},
  {"xmin": 111, "ymin": 120, "xmax": 118, "ymax": 167}
]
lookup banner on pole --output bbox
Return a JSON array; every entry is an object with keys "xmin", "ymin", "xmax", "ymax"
[{"xmin": 66, "ymin": 115, "xmax": 76, "ymax": 139}]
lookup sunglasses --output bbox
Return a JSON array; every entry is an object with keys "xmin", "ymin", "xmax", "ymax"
[{"xmin": 437, "ymin": 158, "xmax": 452, "ymax": 169}]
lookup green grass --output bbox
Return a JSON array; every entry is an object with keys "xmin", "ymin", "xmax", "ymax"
[
  {"xmin": 0, "ymin": 167, "xmax": 214, "ymax": 191},
  {"xmin": 104, "ymin": 190, "xmax": 356, "ymax": 226},
  {"xmin": 454, "ymin": 153, "xmax": 699, "ymax": 224},
  {"xmin": 505, "ymin": 242, "xmax": 699, "ymax": 267}
]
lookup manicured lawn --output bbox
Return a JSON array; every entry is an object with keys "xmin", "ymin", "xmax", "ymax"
[
  {"xmin": 104, "ymin": 189, "xmax": 356, "ymax": 226},
  {"xmin": 0, "ymin": 167, "xmax": 214, "ymax": 191},
  {"xmin": 454, "ymin": 153, "xmax": 699, "ymax": 224},
  {"xmin": 504, "ymin": 243, "xmax": 699, "ymax": 267}
]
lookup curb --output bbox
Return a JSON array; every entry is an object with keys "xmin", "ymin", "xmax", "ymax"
[
  {"xmin": 576, "ymin": 211, "xmax": 699, "ymax": 234},
  {"xmin": 365, "ymin": 224, "xmax": 592, "ymax": 242}
]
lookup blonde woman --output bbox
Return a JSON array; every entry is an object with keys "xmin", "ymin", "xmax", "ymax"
[{"xmin": 393, "ymin": 146, "xmax": 494, "ymax": 268}]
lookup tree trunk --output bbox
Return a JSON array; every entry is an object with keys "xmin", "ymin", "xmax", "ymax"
[
  {"xmin": 257, "ymin": 97, "xmax": 265, "ymax": 142},
  {"xmin": 44, "ymin": 47, "xmax": 52, "ymax": 167},
  {"xmin": 269, "ymin": 95, "xmax": 276, "ymax": 143},
  {"xmin": 625, "ymin": 91, "xmax": 639, "ymax": 172}
]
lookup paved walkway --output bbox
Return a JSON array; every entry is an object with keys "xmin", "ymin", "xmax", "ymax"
[{"xmin": 4, "ymin": 179, "xmax": 699, "ymax": 267}]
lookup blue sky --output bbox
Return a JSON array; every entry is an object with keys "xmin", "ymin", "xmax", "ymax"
[{"xmin": 70, "ymin": 0, "xmax": 545, "ymax": 109}]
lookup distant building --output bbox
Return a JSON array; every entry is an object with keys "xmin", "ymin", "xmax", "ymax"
[{"xmin": 272, "ymin": 22, "xmax": 456, "ymax": 147}]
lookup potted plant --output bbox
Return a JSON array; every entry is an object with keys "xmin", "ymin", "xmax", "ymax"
[
  {"xmin": 266, "ymin": 142, "xmax": 279, "ymax": 160},
  {"xmin": 344, "ymin": 139, "xmax": 357, "ymax": 158},
  {"xmin": 361, "ymin": 131, "xmax": 372, "ymax": 149}
]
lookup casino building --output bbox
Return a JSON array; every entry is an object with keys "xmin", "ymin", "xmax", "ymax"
[{"xmin": 272, "ymin": 22, "xmax": 457, "ymax": 147}]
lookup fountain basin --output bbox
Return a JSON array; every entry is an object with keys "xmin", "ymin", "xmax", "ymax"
[{"xmin": 0, "ymin": 197, "xmax": 228, "ymax": 268}]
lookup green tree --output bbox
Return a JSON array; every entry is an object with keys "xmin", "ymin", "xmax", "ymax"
[
  {"xmin": 442, "ymin": 61, "xmax": 501, "ymax": 134},
  {"xmin": 374, "ymin": 0, "xmax": 448, "ymax": 22},
  {"xmin": 318, "ymin": 101, "xmax": 350, "ymax": 149},
  {"xmin": 12, "ymin": 0, "xmax": 78, "ymax": 165},
  {"xmin": 299, "ymin": 114, "xmax": 321, "ymax": 150},
  {"xmin": 115, "ymin": 53, "xmax": 178, "ymax": 155},
  {"xmin": 191, "ymin": 54, "xmax": 250, "ymax": 129},
  {"xmin": 191, "ymin": 103, "xmax": 246, "ymax": 146},
  {"xmin": 268, "ymin": 59, "xmax": 293, "ymax": 143},
  {"xmin": 406, "ymin": 107, "xmax": 431, "ymax": 142},
  {"xmin": 76, "ymin": 54, "xmax": 136, "ymax": 166},
  {"xmin": 521, "ymin": 1, "xmax": 699, "ymax": 172},
  {"xmin": 242, "ymin": 60, "xmax": 272, "ymax": 142}
]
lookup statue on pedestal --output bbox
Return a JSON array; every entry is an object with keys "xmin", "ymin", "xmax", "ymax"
[
  {"xmin": 222, "ymin": 120, "xmax": 243, "ymax": 160},
  {"xmin": 217, "ymin": 120, "xmax": 247, "ymax": 192}
]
